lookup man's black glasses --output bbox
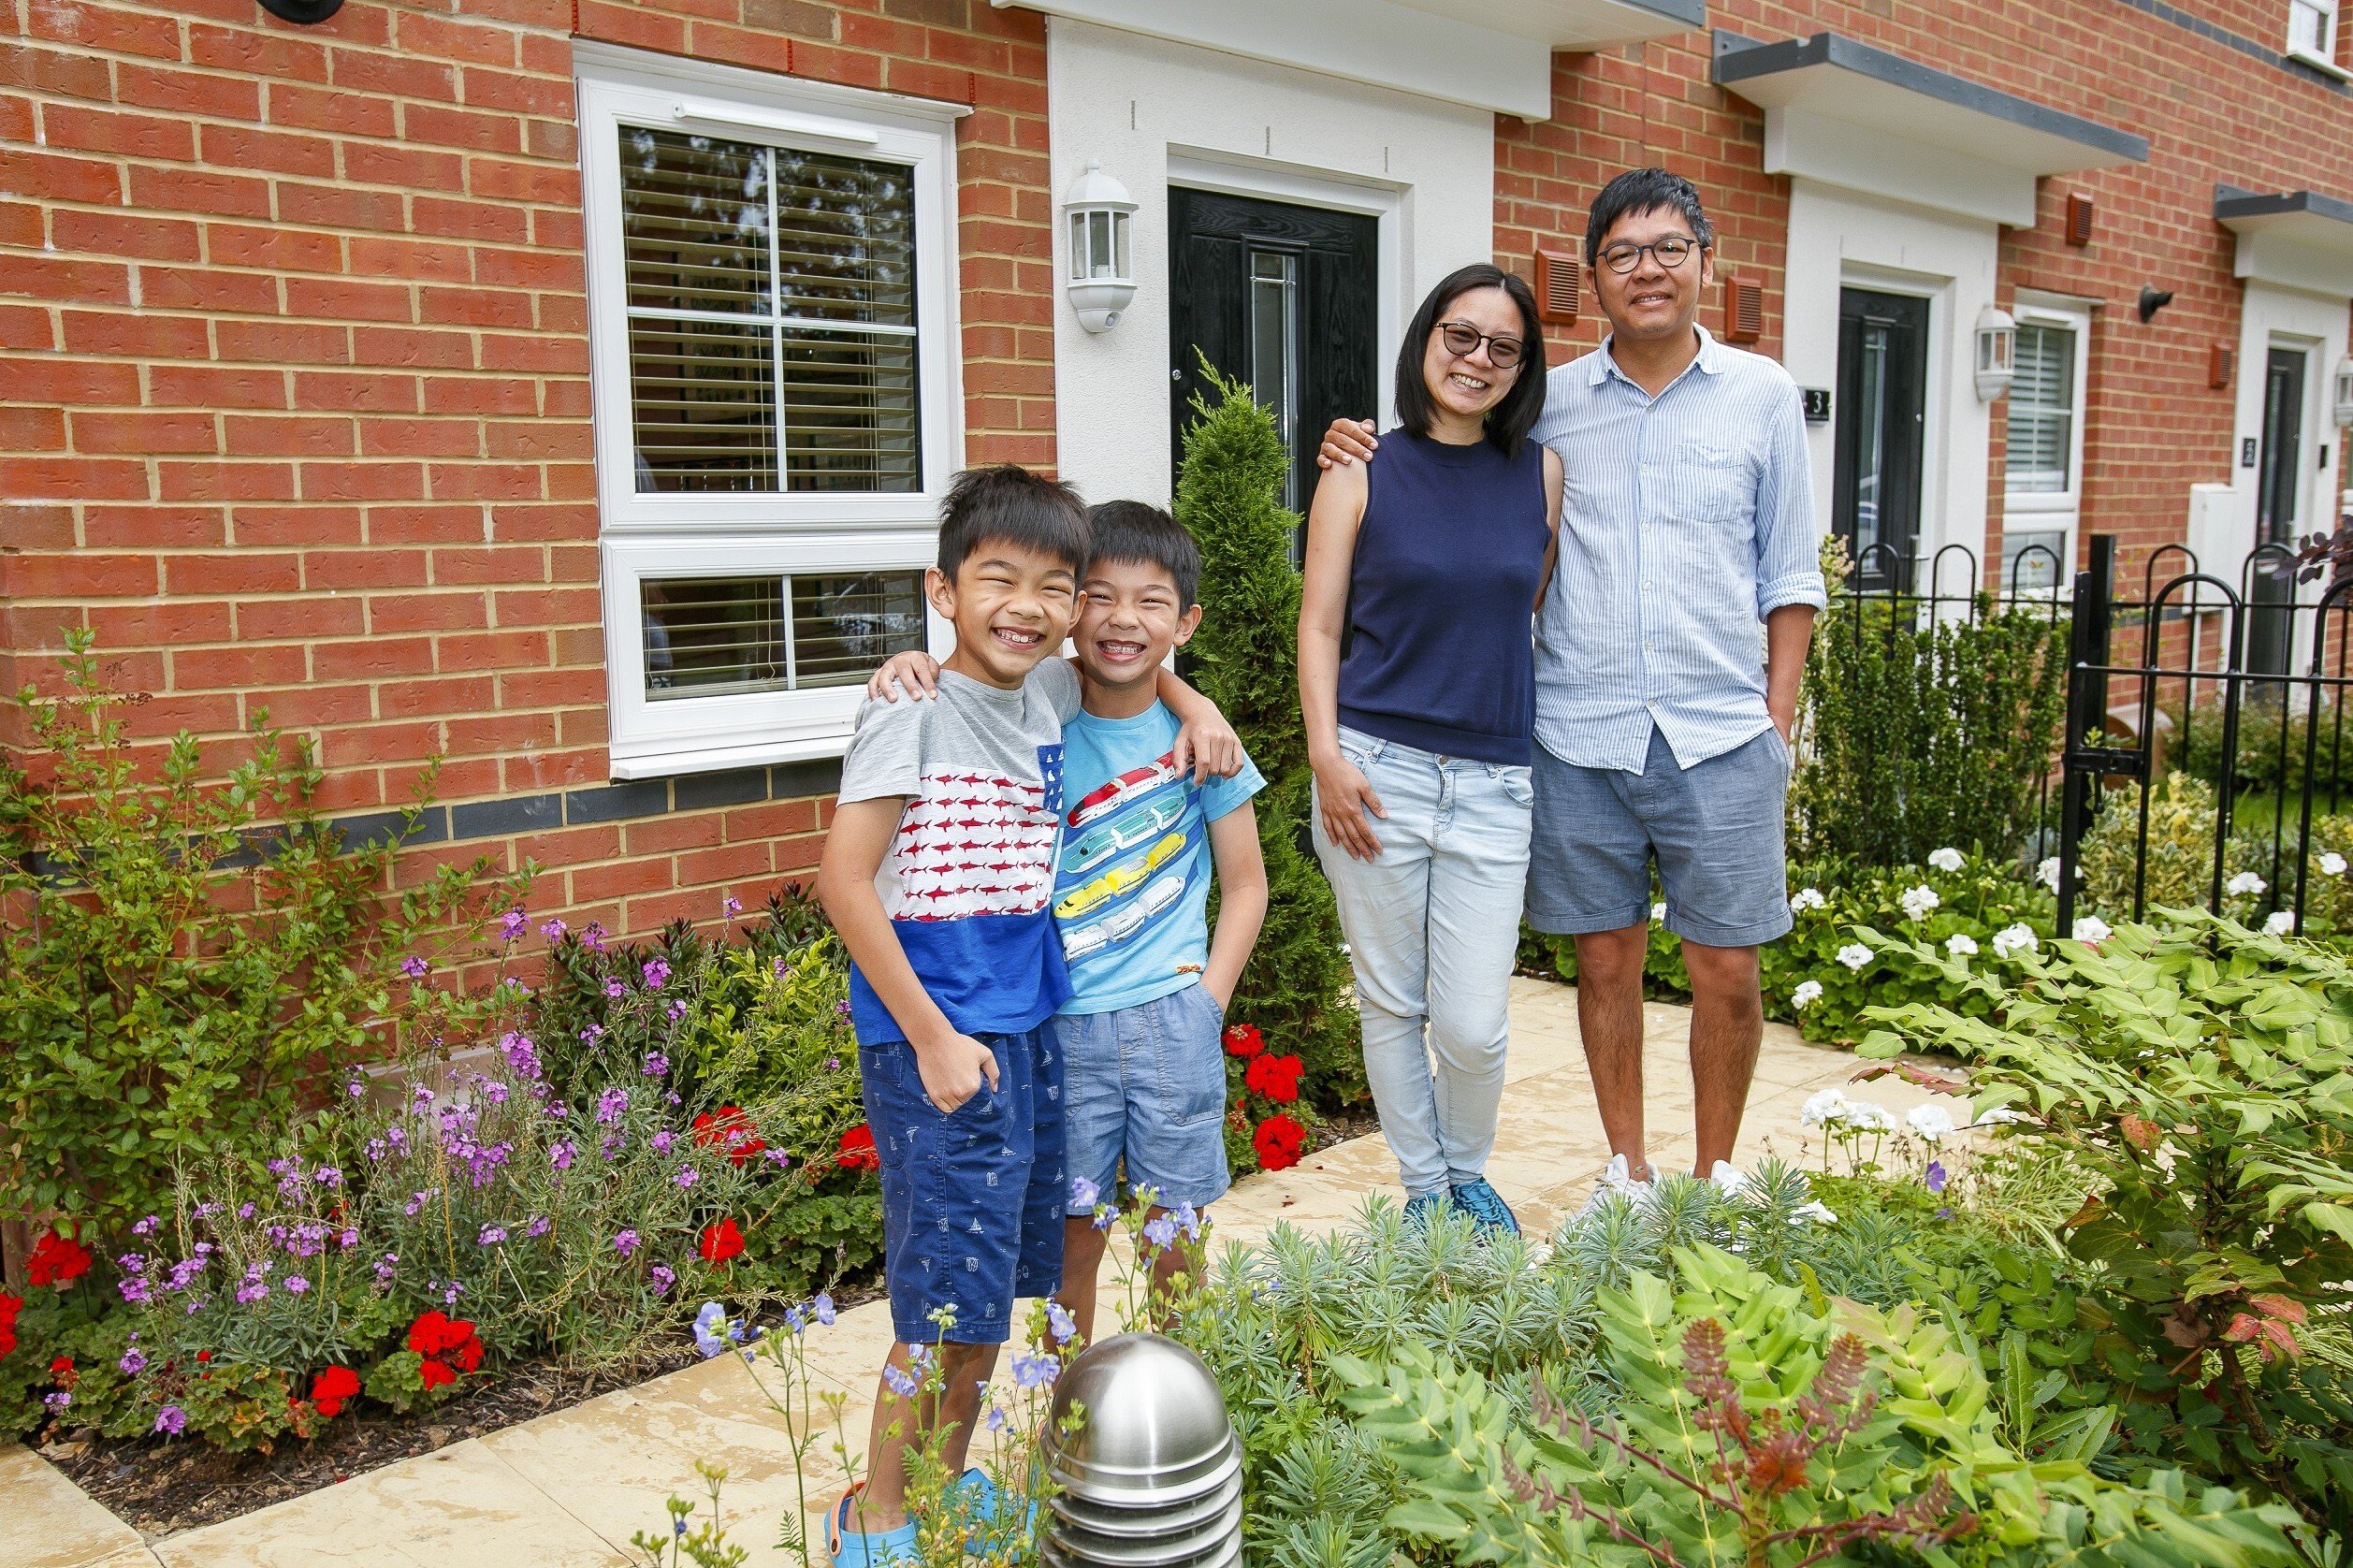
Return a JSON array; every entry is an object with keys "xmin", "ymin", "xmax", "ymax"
[{"xmin": 1596, "ymin": 236, "xmax": 1700, "ymax": 273}]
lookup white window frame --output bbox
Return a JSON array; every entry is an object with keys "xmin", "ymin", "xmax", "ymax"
[
  {"xmin": 576, "ymin": 42, "xmax": 966, "ymax": 777},
  {"xmin": 2002, "ymin": 296, "xmax": 2091, "ymax": 595},
  {"xmin": 2288, "ymin": 0, "xmax": 2349, "ymax": 77}
]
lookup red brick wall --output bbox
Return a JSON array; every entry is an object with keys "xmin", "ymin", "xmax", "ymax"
[
  {"xmin": 0, "ymin": 0, "xmax": 1049, "ymax": 937},
  {"xmin": 1495, "ymin": 3, "xmax": 2353, "ymax": 588}
]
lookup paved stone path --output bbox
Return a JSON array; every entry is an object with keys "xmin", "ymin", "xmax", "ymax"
[{"xmin": 6, "ymin": 979, "xmax": 1951, "ymax": 1567}]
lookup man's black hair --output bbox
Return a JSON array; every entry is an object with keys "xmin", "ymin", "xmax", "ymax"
[
  {"xmin": 1584, "ymin": 167, "xmax": 1716, "ymax": 266},
  {"xmin": 1392, "ymin": 263, "xmax": 1547, "ymax": 457},
  {"xmin": 1085, "ymin": 500, "xmax": 1201, "ymax": 612},
  {"xmin": 937, "ymin": 464, "xmax": 1090, "ymax": 580}
]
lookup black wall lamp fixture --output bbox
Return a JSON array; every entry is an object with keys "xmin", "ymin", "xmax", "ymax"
[
  {"xmin": 259, "ymin": 0, "xmax": 343, "ymax": 22},
  {"xmin": 2138, "ymin": 285, "xmax": 2175, "ymax": 323}
]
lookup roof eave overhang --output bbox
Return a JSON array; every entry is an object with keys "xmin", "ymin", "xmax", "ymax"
[{"xmin": 2216, "ymin": 184, "xmax": 2353, "ymax": 295}]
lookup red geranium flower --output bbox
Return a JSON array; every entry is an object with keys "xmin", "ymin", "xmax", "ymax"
[
  {"xmin": 691, "ymin": 1107, "xmax": 767, "ymax": 1167},
  {"xmin": 50, "ymin": 1355, "xmax": 74, "ymax": 1379},
  {"xmin": 417, "ymin": 1359, "xmax": 456, "ymax": 1390},
  {"xmin": 1221, "ymin": 1023, "xmax": 1265, "ymax": 1059},
  {"xmin": 697, "ymin": 1217, "xmax": 746, "ymax": 1265},
  {"xmin": 835, "ymin": 1124, "xmax": 880, "ymax": 1171},
  {"xmin": 310, "ymin": 1366, "xmax": 361, "ymax": 1418},
  {"xmin": 1243, "ymin": 1052, "xmax": 1305, "ymax": 1105},
  {"xmin": 0, "ymin": 1293, "xmax": 21, "ymax": 1361},
  {"xmin": 1252, "ymin": 1114, "xmax": 1306, "ymax": 1171},
  {"xmin": 26, "ymin": 1230, "xmax": 90, "ymax": 1288},
  {"xmin": 405, "ymin": 1310, "xmax": 483, "ymax": 1387},
  {"xmin": 448, "ymin": 1336, "xmax": 483, "ymax": 1373}
]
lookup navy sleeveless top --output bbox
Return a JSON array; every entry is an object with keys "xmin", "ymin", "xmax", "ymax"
[{"xmin": 1337, "ymin": 428, "xmax": 1551, "ymax": 767}]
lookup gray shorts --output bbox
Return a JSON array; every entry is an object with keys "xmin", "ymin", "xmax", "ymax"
[{"xmin": 1527, "ymin": 724, "xmax": 1793, "ymax": 949}]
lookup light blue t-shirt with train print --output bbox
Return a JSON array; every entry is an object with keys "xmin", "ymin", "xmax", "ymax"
[{"xmin": 1051, "ymin": 701, "xmax": 1264, "ymax": 1016}]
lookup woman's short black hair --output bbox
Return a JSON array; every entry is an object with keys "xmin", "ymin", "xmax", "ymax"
[
  {"xmin": 1392, "ymin": 264, "xmax": 1547, "ymax": 457},
  {"xmin": 1085, "ymin": 500, "xmax": 1201, "ymax": 612},
  {"xmin": 1585, "ymin": 167, "xmax": 1716, "ymax": 265},
  {"xmin": 937, "ymin": 464, "xmax": 1090, "ymax": 580}
]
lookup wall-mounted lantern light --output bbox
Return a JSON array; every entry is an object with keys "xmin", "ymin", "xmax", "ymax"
[
  {"xmin": 1063, "ymin": 161, "xmax": 1137, "ymax": 334},
  {"xmin": 1974, "ymin": 303, "xmax": 2017, "ymax": 401},
  {"xmin": 258, "ymin": 0, "xmax": 343, "ymax": 22},
  {"xmin": 2334, "ymin": 356, "xmax": 2353, "ymax": 427}
]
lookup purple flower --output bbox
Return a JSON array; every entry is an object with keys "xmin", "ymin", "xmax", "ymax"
[
  {"xmin": 1046, "ymin": 1301, "xmax": 1077, "ymax": 1344},
  {"xmin": 1070, "ymin": 1177, "xmax": 1100, "ymax": 1210},
  {"xmin": 526, "ymin": 1215, "xmax": 551, "ymax": 1239},
  {"xmin": 762, "ymin": 1147, "xmax": 791, "ymax": 1169},
  {"xmin": 119, "ymin": 1277, "xmax": 153, "ymax": 1306},
  {"xmin": 643, "ymin": 958, "xmax": 671, "ymax": 990},
  {"xmin": 236, "ymin": 1280, "xmax": 269, "ymax": 1304},
  {"xmin": 642, "ymin": 1053, "xmax": 669, "ymax": 1078},
  {"xmin": 477, "ymin": 1225, "xmax": 507, "ymax": 1246},
  {"xmin": 284, "ymin": 1274, "xmax": 310, "ymax": 1295},
  {"xmin": 1142, "ymin": 1213, "xmax": 1179, "ymax": 1250},
  {"xmin": 614, "ymin": 1229, "xmax": 640, "ymax": 1257},
  {"xmin": 1011, "ymin": 1353, "xmax": 1058, "ymax": 1390},
  {"xmin": 500, "ymin": 907, "xmax": 528, "ymax": 942},
  {"xmin": 813, "ymin": 1293, "xmax": 835, "ymax": 1326},
  {"xmin": 882, "ymin": 1365, "xmax": 918, "ymax": 1399},
  {"xmin": 346, "ymin": 1078, "xmax": 366, "ymax": 1099},
  {"xmin": 314, "ymin": 1166, "xmax": 342, "ymax": 1189},
  {"xmin": 541, "ymin": 917, "xmax": 568, "ymax": 941},
  {"xmin": 339, "ymin": 1228, "xmax": 357, "ymax": 1249},
  {"xmin": 651, "ymin": 1130, "xmax": 675, "ymax": 1154},
  {"xmin": 674, "ymin": 1166, "xmax": 700, "ymax": 1189},
  {"xmin": 443, "ymin": 1281, "xmax": 464, "ymax": 1306},
  {"xmin": 237, "ymin": 1201, "xmax": 254, "ymax": 1220},
  {"xmin": 401, "ymin": 955, "xmax": 429, "ymax": 980},
  {"xmin": 650, "ymin": 1263, "xmax": 675, "ymax": 1296},
  {"xmin": 1925, "ymin": 1160, "xmax": 1949, "ymax": 1194},
  {"xmin": 374, "ymin": 1253, "xmax": 399, "ymax": 1285},
  {"xmin": 721, "ymin": 895, "xmax": 741, "ymax": 918},
  {"xmin": 666, "ymin": 999, "xmax": 688, "ymax": 1023},
  {"xmin": 603, "ymin": 980, "xmax": 626, "ymax": 999},
  {"xmin": 835, "ymin": 999, "xmax": 853, "ymax": 1018},
  {"xmin": 385, "ymin": 1125, "xmax": 407, "ymax": 1149},
  {"xmin": 596, "ymin": 1087, "xmax": 628, "ymax": 1125},
  {"xmin": 501, "ymin": 1032, "xmax": 543, "ymax": 1080},
  {"xmin": 154, "ymin": 1405, "xmax": 187, "ymax": 1436},
  {"xmin": 117, "ymin": 1252, "xmax": 146, "ymax": 1275},
  {"xmin": 366, "ymin": 1138, "xmax": 387, "ymax": 1163},
  {"xmin": 132, "ymin": 1215, "xmax": 159, "ymax": 1238},
  {"xmin": 46, "ymin": 1391, "xmax": 71, "ymax": 1413},
  {"xmin": 579, "ymin": 1024, "xmax": 605, "ymax": 1045},
  {"xmin": 583, "ymin": 921, "xmax": 607, "ymax": 952},
  {"xmin": 550, "ymin": 1140, "xmax": 576, "ymax": 1171},
  {"xmin": 773, "ymin": 957, "xmax": 790, "ymax": 980},
  {"xmin": 119, "ymin": 1345, "xmax": 147, "ymax": 1376}
]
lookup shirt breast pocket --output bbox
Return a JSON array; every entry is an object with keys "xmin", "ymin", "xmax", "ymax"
[{"xmin": 1677, "ymin": 443, "xmax": 1754, "ymax": 525}]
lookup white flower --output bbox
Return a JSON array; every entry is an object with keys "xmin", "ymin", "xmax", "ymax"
[
  {"xmin": 1792, "ymin": 1201, "xmax": 1839, "ymax": 1226},
  {"xmin": 2070, "ymin": 915, "xmax": 2112, "ymax": 944},
  {"xmin": 1791, "ymin": 979, "xmax": 1824, "ymax": 1010},
  {"xmin": 1788, "ymin": 887, "xmax": 1826, "ymax": 914},
  {"xmin": 1650, "ymin": 901, "xmax": 1667, "ymax": 922},
  {"xmin": 2322, "ymin": 851, "xmax": 2346, "ymax": 877},
  {"xmin": 1927, "ymin": 847, "xmax": 1965, "ymax": 874},
  {"xmin": 2264, "ymin": 909, "xmax": 2296, "ymax": 936},
  {"xmin": 2037, "ymin": 856, "xmax": 2062, "ymax": 893},
  {"xmin": 2225, "ymin": 871, "xmax": 2267, "ymax": 897},
  {"xmin": 1836, "ymin": 942, "xmax": 1872, "ymax": 971},
  {"xmin": 1899, "ymin": 884, "xmax": 1941, "ymax": 922},
  {"xmin": 1523, "ymin": 1241, "xmax": 1556, "ymax": 1269},
  {"xmin": 1990, "ymin": 923, "xmax": 2039, "ymax": 958},
  {"xmin": 1843, "ymin": 1100, "xmax": 1896, "ymax": 1133},
  {"xmin": 1799, "ymin": 1088, "xmax": 1850, "ymax": 1126},
  {"xmin": 1971, "ymin": 1105, "xmax": 2028, "ymax": 1126},
  {"xmin": 1905, "ymin": 1104, "xmax": 1955, "ymax": 1141},
  {"xmin": 1944, "ymin": 933, "xmax": 1979, "ymax": 958}
]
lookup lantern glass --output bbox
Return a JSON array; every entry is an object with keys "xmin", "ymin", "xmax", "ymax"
[
  {"xmin": 1113, "ymin": 211, "xmax": 1129, "ymax": 279},
  {"xmin": 1978, "ymin": 324, "xmax": 2013, "ymax": 375},
  {"xmin": 2335, "ymin": 356, "xmax": 2353, "ymax": 426}
]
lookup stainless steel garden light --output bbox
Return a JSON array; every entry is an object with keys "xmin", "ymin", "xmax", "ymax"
[{"xmin": 1038, "ymin": 1332, "xmax": 1241, "ymax": 1568}]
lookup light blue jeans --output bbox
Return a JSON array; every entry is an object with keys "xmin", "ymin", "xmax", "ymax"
[{"xmin": 1311, "ymin": 726, "xmax": 1533, "ymax": 1199}]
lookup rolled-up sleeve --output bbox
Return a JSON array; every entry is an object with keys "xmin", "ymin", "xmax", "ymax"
[{"xmin": 1753, "ymin": 380, "xmax": 1826, "ymax": 619}]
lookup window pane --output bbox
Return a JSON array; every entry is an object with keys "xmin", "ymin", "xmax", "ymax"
[
  {"xmin": 621, "ymin": 128, "xmax": 772, "ymax": 315},
  {"xmin": 2291, "ymin": 0, "xmax": 2331, "ymax": 53},
  {"xmin": 2007, "ymin": 324, "xmax": 2075, "ymax": 494},
  {"xmin": 772, "ymin": 149, "xmax": 916, "ymax": 327},
  {"xmin": 2002, "ymin": 530, "xmax": 2067, "ymax": 595},
  {"xmin": 790, "ymin": 571, "xmax": 926, "ymax": 687},
  {"xmin": 780, "ymin": 332, "xmax": 921, "ymax": 492},
  {"xmin": 642, "ymin": 576, "xmax": 785, "ymax": 699},
  {"xmin": 630, "ymin": 318, "xmax": 777, "ymax": 491},
  {"xmin": 1248, "ymin": 249, "xmax": 1298, "ymax": 509}
]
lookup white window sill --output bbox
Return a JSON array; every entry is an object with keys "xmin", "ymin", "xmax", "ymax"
[
  {"xmin": 608, "ymin": 728, "xmax": 850, "ymax": 781},
  {"xmin": 2287, "ymin": 47, "xmax": 2351, "ymax": 80}
]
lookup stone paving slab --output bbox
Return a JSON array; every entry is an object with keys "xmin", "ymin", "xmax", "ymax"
[{"xmin": 20, "ymin": 979, "xmax": 1957, "ymax": 1565}]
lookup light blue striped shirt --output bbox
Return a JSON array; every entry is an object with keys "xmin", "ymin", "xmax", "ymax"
[{"xmin": 1532, "ymin": 326, "xmax": 1824, "ymax": 773}]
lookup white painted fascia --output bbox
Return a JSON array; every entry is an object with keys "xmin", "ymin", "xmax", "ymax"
[
  {"xmin": 1765, "ymin": 108, "xmax": 2037, "ymax": 227},
  {"xmin": 2230, "ymin": 231, "xmax": 2353, "ymax": 298}
]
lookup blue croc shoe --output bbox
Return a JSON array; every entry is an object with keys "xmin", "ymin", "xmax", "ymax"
[
  {"xmin": 1402, "ymin": 1191, "xmax": 1449, "ymax": 1229},
  {"xmin": 827, "ymin": 1486, "xmax": 919, "ymax": 1568},
  {"xmin": 951, "ymin": 1468, "xmax": 1038, "ymax": 1554},
  {"xmin": 1449, "ymin": 1178, "xmax": 1520, "ymax": 1237}
]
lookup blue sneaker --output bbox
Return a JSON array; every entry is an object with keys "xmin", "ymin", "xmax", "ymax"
[
  {"xmin": 951, "ymin": 1468, "xmax": 1036, "ymax": 1553},
  {"xmin": 1449, "ymin": 1178, "xmax": 1519, "ymax": 1236},
  {"xmin": 1403, "ymin": 1192, "xmax": 1448, "ymax": 1228},
  {"xmin": 827, "ymin": 1487, "xmax": 918, "ymax": 1567}
]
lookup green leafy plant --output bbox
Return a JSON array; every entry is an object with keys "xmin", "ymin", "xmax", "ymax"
[
  {"xmin": 2076, "ymin": 771, "xmax": 2353, "ymax": 936},
  {"xmin": 1176, "ymin": 359, "xmax": 1362, "ymax": 1103},
  {"xmin": 1792, "ymin": 542, "xmax": 2068, "ymax": 868},
  {"xmin": 1862, "ymin": 909, "xmax": 2353, "ymax": 1534},
  {"xmin": 0, "ymin": 632, "xmax": 527, "ymax": 1243}
]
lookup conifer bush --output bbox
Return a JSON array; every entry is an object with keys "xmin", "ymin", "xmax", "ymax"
[{"xmin": 1174, "ymin": 360, "xmax": 1363, "ymax": 1103}]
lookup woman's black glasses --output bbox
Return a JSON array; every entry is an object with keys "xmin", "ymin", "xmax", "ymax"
[
  {"xmin": 1596, "ymin": 236, "xmax": 1698, "ymax": 273},
  {"xmin": 1436, "ymin": 321, "xmax": 1524, "ymax": 370}
]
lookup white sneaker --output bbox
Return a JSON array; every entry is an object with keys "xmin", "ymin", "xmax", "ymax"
[
  {"xmin": 1707, "ymin": 1160, "xmax": 1748, "ymax": 1197},
  {"xmin": 1575, "ymin": 1154, "xmax": 1658, "ymax": 1219}
]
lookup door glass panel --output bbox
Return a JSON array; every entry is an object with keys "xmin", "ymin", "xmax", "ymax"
[
  {"xmin": 1248, "ymin": 248, "xmax": 1300, "ymax": 510},
  {"xmin": 2006, "ymin": 324, "xmax": 2075, "ymax": 493},
  {"xmin": 1852, "ymin": 325, "xmax": 1889, "ymax": 559}
]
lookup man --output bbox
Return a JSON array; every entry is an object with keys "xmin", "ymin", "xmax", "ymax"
[{"xmin": 1321, "ymin": 167, "xmax": 1822, "ymax": 1199}]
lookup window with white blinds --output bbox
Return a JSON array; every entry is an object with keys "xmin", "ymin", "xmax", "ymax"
[
  {"xmin": 2005, "ymin": 323, "xmax": 2075, "ymax": 495},
  {"xmin": 2289, "ymin": 0, "xmax": 2338, "ymax": 62},
  {"xmin": 578, "ymin": 45, "xmax": 960, "ymax": 777}
]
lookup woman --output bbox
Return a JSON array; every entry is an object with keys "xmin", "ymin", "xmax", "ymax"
[{"xmin": 1299, "ymin": 263, "xmax": 1561, "ymax": 1235}]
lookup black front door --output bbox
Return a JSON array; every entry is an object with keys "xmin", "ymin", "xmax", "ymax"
[
  {"xmin": 1833, "ymin": 288, "xmax": 1930, "ymax": 590},
  {"xmin": 1167, "ymin": 188, "xmax": 1378, "ymax": 530},
  {"xmin": 2250, "ymin": 345, "xmax": 2307, "ymax": 676}
]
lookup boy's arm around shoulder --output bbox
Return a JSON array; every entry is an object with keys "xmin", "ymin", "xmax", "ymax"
[
  {"xmin": 1155, "ymin": 666, "xmax": 1242, "ymax": 785},
  {"xmin": 1199, "ymin": 799, "xmax": 1267, "ymax": 1012}
]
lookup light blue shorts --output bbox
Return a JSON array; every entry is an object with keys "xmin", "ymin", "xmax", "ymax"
[
  {"xmin": 1051, "ymin": 983, "xmax": 1231, "ymax": 1215},
  {"xmin": 1527, "ymin": 724, "xmax": 1794, "ymax": 949}
]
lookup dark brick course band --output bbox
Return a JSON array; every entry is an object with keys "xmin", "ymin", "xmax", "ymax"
[
  {"xmin": 329, "ymin": 760, "xmax": 844, "ymax": 851},
  {"xmin": 2113, "ymin": 0, "xmax": 2350, "ymax": 95}
]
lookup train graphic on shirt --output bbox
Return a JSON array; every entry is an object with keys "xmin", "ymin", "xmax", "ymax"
[{"xmin": 1053, "ymin": 748, "xmax": 1198, "ymax": 965}]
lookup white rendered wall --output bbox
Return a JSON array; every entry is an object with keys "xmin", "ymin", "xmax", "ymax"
[
  {"xmin": 1045, "ymin": 17, "xmax": 1495, "ymax": 507},
  {"xmin": 1781, "ymin": 179, "xmax": 1998, "ymax": 587}
]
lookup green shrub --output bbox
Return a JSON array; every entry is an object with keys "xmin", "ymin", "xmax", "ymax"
[
  {"xmin": 0, "ymin": 632, "xmax": 527, "ymax": 1244},
  {"xmin": 1862, "ymin": 909, "xmax": 2353, "ymax": 1534},
  {"xmin": 1176, "ymin": 360, "xmax": 1361, "ymax": 1103},
  {"xmin": 1792, "ymin": 543, "xmax": 2068, "ymax": 866},
  {"xmin": 2076, "ymin": 771, "xmax": 2353, "ymax": 936},
  {"xmin": 2168, "ymin": 687, "xmax": 2353, "ymax": 804}
]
